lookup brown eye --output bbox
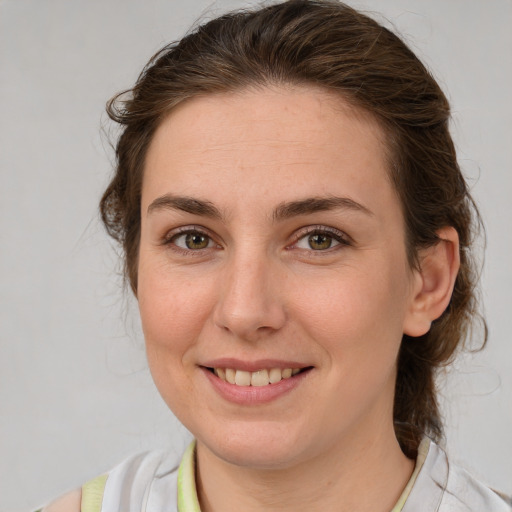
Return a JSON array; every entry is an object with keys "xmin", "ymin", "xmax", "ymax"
[
  {"xmin": 171, "ymin": 231, "xmax": 214, "ymax": 250},
  {"xmin": 185, "ymin": 233, "xmax": 210, "ymax": 249},
  {"xmin": 308, "ymin": 233, "xmax": 333, "ymax": 250},
  {"xmin": 293, "ymin": 227, "xmax": 349, "ymax": 252}
]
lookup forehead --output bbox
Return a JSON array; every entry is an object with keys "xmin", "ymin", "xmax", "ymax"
[{"xmin": 142, "ymin": 85, "xmax": 395, "ymax": 215}]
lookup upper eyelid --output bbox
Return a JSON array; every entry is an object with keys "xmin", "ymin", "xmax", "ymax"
[
  {"xmin": 291, "ymin": 225, "xmax": 351, "ymax": 243},
  {"xmin": 162, "ymin": 225, "xmax": 217, "ymax": 244}
]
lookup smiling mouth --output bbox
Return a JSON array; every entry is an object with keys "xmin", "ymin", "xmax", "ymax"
[{"xmin": 207, "ymin": 367, "xmax": 311, "ymax": 387}]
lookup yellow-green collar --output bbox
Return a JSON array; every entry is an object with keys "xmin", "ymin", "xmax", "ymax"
[
  {"xmin": 177, "ymin": 440, "xmax": 201, "ymax": 512},
  {"xmin": 391, "ymin": 437, "xmax": 430, "ymax": 512}
]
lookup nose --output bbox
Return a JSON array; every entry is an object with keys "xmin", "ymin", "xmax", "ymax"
[{"xmin": 213, "ymin": 253, "xmax": 287, "ymax": 341}]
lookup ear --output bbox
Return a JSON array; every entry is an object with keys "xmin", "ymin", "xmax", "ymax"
[{"xmin": 403, "ymin": 227, "xmax": 460, "ymax": 337}]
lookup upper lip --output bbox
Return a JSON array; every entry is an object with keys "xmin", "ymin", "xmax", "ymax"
[{"xmin": 200, "ymin": 358, "xmax": 311, "ymax": 372}]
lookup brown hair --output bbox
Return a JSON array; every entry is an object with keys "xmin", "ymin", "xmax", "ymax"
[{"xmin": 100, "ymin": 0, "xmax": 485, "ymax": 458}]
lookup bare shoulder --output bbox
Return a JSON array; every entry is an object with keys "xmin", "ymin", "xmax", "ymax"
[{"xmin": 41, "ymin": 488, "xmax": 81, "ymax": 512}]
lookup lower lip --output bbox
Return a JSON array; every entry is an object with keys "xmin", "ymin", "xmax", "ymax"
[{"xmin": 201, "ymin": 367, "xmax": 311, "ymax": 405}]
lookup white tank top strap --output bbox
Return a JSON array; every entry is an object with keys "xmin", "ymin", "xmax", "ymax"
[
  {"xmin": 402, "ymin": 440, "xmax": 512, "ymax": 512},
  {"xmin": 80, "ymin": 450, "xmax": 179, "ymax": 512}
]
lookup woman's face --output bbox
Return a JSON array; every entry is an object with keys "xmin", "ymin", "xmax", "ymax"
[{"xmin": 138, "ymin": 86, "xmax": 422, "ymax": 468}]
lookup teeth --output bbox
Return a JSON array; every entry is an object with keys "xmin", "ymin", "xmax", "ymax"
[
  {"xmin": 225, "ymin": 368, "xmax": 236, "ymax": 384},
  {"xmin": 269, "ymin": 368, "xmax": 282, "ymax": 384},
  {"xmin": 251, "ymin": 369, "xmax": 269, "ymax": 386},
  {"xmin": 235, "ymin": 370, "xmax": 251, "ymax": 386},
  {"xmin": 214, "ymin": 367, "xmax": 303, "ymax": 386}
]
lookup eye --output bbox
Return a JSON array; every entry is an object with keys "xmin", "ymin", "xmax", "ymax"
[
  {"xmin": 299, "ymin": 233, "xmax": 337, "ymax": 250},
  {"xmin": 169, "ymin": 230, "xmax": 216, "ymax": 250},
  {"xmin": 292, "ymin": 227, "xmax": 350, "ymax": 251}
]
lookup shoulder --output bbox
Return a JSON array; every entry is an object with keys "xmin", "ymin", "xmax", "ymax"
[{"xmin": 40, "ymin": 488, "xmax": 81, "ymax": 512}]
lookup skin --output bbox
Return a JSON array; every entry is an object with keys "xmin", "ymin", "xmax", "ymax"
[
  {"xmin": 136, "ymin": 85, "xmax": 459, "ymax": 512},
  {"xmin": 42, "ymin": 488, "xmax": 81, "ymax": 512}
]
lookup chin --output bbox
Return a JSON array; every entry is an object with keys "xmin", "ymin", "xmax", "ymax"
[{"xmin": 196, "ymin": 420, "xmax": 309, "ymax": 470}]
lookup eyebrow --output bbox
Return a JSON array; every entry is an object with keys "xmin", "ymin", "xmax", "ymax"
[
  {"xmin": 147, "ymin": 194, "xmax": 373, "ymax": 221},
  {"xmin": 147, "ymin": 195, "xmax": 223, "ymax": 219},
  {"xmin": 273, "ymin": 196, "xmax": 373, "ymax": 221}
]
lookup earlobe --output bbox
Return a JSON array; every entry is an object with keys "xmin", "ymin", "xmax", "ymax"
[{"xmin": 403, "ymin": 227, "xmax": 460, "ymax": 337}]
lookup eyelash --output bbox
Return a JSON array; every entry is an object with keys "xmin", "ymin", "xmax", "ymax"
[
  {"xmin": 288, "ymin": 225, "xmax": 351, "ymax": 253},
  {"xmin": 162, "ymin": 225, "xmax": 351, "ymax": 256}
]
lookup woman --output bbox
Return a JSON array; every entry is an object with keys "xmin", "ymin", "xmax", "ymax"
[{"xmin": 41, "ymin": 0, "xmax": 511, "ymax": 510}]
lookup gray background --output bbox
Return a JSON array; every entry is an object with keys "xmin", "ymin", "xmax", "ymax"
[{"xmin": 1, "ymin": 0, "xmax": 511, "ymax": 510}]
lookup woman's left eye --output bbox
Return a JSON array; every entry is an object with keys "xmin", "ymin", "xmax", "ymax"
[{"xmin": 293, "ymin": 229, "xmax": 349, "ymax": 251}]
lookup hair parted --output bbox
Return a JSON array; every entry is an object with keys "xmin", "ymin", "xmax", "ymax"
[{"xmin": 100, "ymin": 0, "xmax": 485, "ymax": 458}]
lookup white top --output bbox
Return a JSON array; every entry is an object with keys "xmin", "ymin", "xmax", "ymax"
[{"xmin": 91, "ymin": 439, "xmax": 511, "ymax": 512}]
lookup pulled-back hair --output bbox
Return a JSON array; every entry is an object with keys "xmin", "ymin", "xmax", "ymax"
[{"xmin": 100, "ymin": 0, "xmax": 484, "ymax": 458}]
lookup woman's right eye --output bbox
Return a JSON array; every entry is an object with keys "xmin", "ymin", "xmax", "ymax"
[{"xmin": 167, "ymin": 230, "xmax": 217, "ymax": 251}]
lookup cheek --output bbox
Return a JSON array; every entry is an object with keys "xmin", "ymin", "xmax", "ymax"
[
  {"xmin": 292, "ymin": 260, "xmax": 411, "ymax": 360},
  {"xmin": 137, "ymin": 256, "xmax": 217, "ymax": 362},
  {"xmin": 137, "ymin": 259, "xmax": 220, "ymax": 417}
]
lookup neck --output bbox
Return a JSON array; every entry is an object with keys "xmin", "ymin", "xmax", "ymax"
[{"xmin": 195, "ymin": 423, "xmax": 414, "ymax": 512}]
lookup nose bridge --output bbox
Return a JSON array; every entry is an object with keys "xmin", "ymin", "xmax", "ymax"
[{"xmin": 214, "ymin": 244, "xmax": 286, "ymax": 339}]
